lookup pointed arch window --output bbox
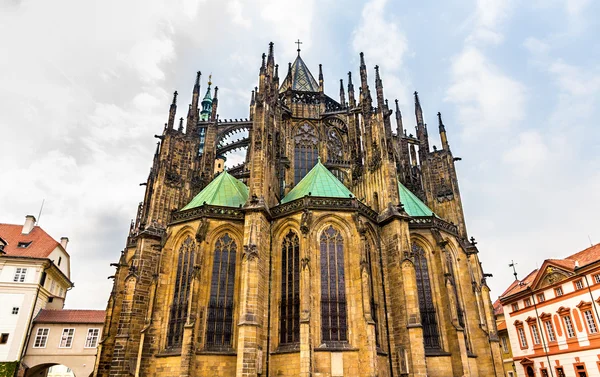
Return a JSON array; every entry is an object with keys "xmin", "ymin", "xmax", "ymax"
[
  {"xmin": 320, "ymin": 226, "xmax": 347, "ymax": 343},
  {"xmin": 206, "ymin": 233, "xmax": 237, "ymax": 349},
  {"xmin": 280, "ymin": 231, "xmax": 300, "ymax": 345},
  {"xmin": 167, "ymin": 236, "xmax": 196, "ymax": 348},
  {"xmin": 294, "ymin": 123, "xmax": 319, "ymax": 184},
  {"xmin": 412, "ymin": 243, "xmax": 440, "ymax": 350}
]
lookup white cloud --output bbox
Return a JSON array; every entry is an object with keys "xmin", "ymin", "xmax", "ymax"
[
  {"xmin": 502, "ymin": 131, "xmax": 549, "ymax": 173},
  {"xmin": 446, "ymin": 46, "xmax": 526, "ymax": 139},
  {"xmin": 523, "ymin": 37, "xmax": 550, "ymax": 55},
  {"xmin": 467, "ymin": 0, "xmax": 514, "ymax": 45}
]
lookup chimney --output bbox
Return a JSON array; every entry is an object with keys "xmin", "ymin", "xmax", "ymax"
[
  {"xmin": 60, "ymin": 237, "xmax": 69, "ymax": 250},
  {"xmin": 22, "ymin": 215, "xmax": 36, "ymax": 234}
]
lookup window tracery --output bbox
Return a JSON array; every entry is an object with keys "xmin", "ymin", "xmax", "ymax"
[
  {"xmin": 294, "ymin": 123, "xmax": 319, "ymax": 184},
  {"xmin": 206, "ymin": 233, "xmax": 237, "ymax": 349},
  {"xmin": 327, "ymin": 128, "xmax": 343, "ymax": 160},
  {"xmin": 167, "ymin": 236, "xmax": 196, "ymax": 348},
  {"xmin": 280, "ymin": 230, "xmax": 300, "ymax": 345},
  {"xmin": 320, "ymin": 226, "xmax": 347, "ymax": 343},
  {"xmin": 412, "ymin": 243, "xmax": 440, "ymax": 350}
]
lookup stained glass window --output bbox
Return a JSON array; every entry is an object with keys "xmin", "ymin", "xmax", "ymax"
[
  {"xmin": 280, "ymin": 231, "xmax": 300, "ymax": 345},
  {"xmin": 294, "ymin": 123, "xmax": 319, "ymax": 185},
  {"xmin": 412, "ymin": 243, "xmax": 440, "ymax": 349},
  {"xmin": 320, "ymin": 226, "xmax": 347, "ymax": 343},
  {"xmin": 206, "ymin": 233, "xmax": 237, "ymax": 349},
  {"xmin": 167, "ymin": 236, "xmax": 196, "ymax": 348}
]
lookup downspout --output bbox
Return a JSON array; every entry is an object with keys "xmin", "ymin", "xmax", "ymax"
[
  {"xmin": 375, "ymin": 230, "xmax": 394, "ymax": 377},
  {"xmin": 18, "ymin": 263, "xmax": 49, "ymax": 374}
]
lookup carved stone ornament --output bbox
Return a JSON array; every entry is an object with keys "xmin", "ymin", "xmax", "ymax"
[
  {"xmin": 352, "ymin": 212, "xmax": 367, "ymax": 236},
  {"xmin": 165, "ymin": 169, "xmax": 181, "ymax": 187},
  {"xmin": 195, "ymin": 217, "xmax": 209, "ymax": 243},
  {"xmin": 242, "ymin": 244, "xmax": 259, "ymax": 261},
  {"xmin": 301, "ymin": 256, "xmax": 310, "ymax": 271},
  {"xmin": 368, "ymin": 142, "xmax": 382, "ymax": 172},
  {"xmin": 300, "ymin": 208, "xmax": 312, "ymax": 235},
  {"xmin": 191, "ymin": 174, "xmax": 204, "ymax": 190}
]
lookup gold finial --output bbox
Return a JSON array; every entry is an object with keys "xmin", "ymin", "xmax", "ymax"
[{"xmin": 208, "ymin": 74, "xmax": 212, "ymax": 86}]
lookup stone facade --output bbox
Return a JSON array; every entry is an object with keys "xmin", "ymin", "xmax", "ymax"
[{"xmin": 94, "ymin": 43, "xmax": 502, "ymax": 377}]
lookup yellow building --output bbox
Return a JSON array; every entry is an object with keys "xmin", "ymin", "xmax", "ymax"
[
  {"xmin": 495, "ymin": 300, "xmax": 517, "ymax": 376},
  {"xmin": 94, "ymin": 43, "xmax": 502, "ymax": 377}
]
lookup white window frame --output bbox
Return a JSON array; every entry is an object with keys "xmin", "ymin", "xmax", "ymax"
[
  {"xmin": 13, "ymin": 267, "xmax": 27, "ymax": 282},
  {"xmin": 33, "ymin": 328, "xmax": 49, "ymax": 348},
  {"xmin": 544, "ymin": 320, "xmax": 556, "ymax": 342},
  {"xmin": 531, "ymin": 324, "xmax": 541, "ymax": 344},
  {"xmin": 594, "ymin": 274, "xmax": 600, "ymax": 284},
  {"xmin": 563, "ymin": 316, "xmax": 575, "ymax": 338},
  {"xmin": 555, "ymin": 287, "xmax": 563, "ymax": 296},
  {"xmin": 575, "ymin": 280, "xmax": 583, "ymax": 290},
  {"xmin": 85, "ymin": 328, "xmax": 100, "ymax": 348},
  {"xmin": 59, "ymin": 328, "xmax": 75, "ymax": 348},
  {"xmin": 584, "ymin": 310, "xmax": 598, "ymax": 334},
  {"xmin": 517, "ymin": 327, "xmax": 527, "ymax": 348}
]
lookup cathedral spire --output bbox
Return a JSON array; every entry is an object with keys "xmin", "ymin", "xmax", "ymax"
[
  {"xmin": 200, "ymin": 76, "xmax": 213, "ymax": 121},
  {"xmin": 395, "ymin": 99, "xmax": 403, "ymax": 136},
  {"xmin": 414, "ymin": 91, "xmax": 429, "ymax": 155},
  {"xmin": 178, "ymin": 117, "xmax": 184, "ymax": 132},
  {"xmin": 186, "ymin": 71, "xmax": 201, "ymax": 134},
  {"xmin": 267, "ymin": 41, "xmax": 275, "ymax": 67},
  {"xmin": 359, "ymin": 52, "xmax": 368, "ymax": 91},
  {"xmin": 339, "ymin": 79, "xmax": 346, "ymax": 106},
  {"xmin": 167, "ymin": 91, "xmax": 177, "ymax": 130},
  {"xmin": 438, "ymin": 112, "xmax": 449, "ymax": 150},
  {"xmin": 348, "ymin": 71, "xmax": 355, "ymax": 107},
  {"xmin": 414, "ymin": 91, "xmax": 423, "ymax": 126}
]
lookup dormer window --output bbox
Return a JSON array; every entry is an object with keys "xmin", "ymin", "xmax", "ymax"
[{"xmin": 17, "ymin": 241, "xmax": 32, "ymax": 248}]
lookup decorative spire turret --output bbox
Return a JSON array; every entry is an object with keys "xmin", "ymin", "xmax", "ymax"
[
  {"xmin": 374, "ymin": 65, "xmax": 385, "ymax": 109},
  {"xmin": 348, "ymin": 71, "xmax": 355, "ymax": 107},
  {"xmin": 200, "ymin": 76, "xmax": 213, "ymax": 121},
  {"xmin": 167, "ymin": 91, "xmax": 177, "ymax": 129},
  {"xmin": 210, "ymin": 86, "xmax": 219, "ymax": 121},
  {"xmin": 414, "ymin": 91, "xmax": 423, "ymax": 126},
  {"xmin": 318, "ymin": 64, "xmax": 324, "ymax": 93},
  {"xmin": 438, "ymin": 112, "xmax": 449, "ymax": 150},
  {"xmin": 186, "ymin": 71, "xmax": 201, "ymax": 134},
  {"xmin": 178, "ymin": 117, "xmax": 184, "ymax": 132},
  {"xmin": 395, "ymin": 99, "xmax": 403, "ymax": 136},
  {"xmin": 339, "ymin": 79, "xmax": 346, "ymax": 106}
]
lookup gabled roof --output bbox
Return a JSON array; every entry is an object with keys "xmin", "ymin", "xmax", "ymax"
[
  {"xmin": 182, "ymin": 171, "xmax": 249, "ymax": 209},
  {"xmin": 279, "ymin": 54, "xmax": 319, "ymax": 93},
  {"xmin": 281, "ymin": 160, "xmax": 354, "ymax": 204},
  {"xmin": 0, "ymin": 224, "xmax": 62, "ymax": 258},
  {"xmin": 398, "ymin": 181, "xmax": 435, "ymax": 217},
  {"xmin": 499, "ymin": 243, "xmax": 600, "ymax": 300},
  {"xmin": 34, "ymin": 309, "xmax": 106, "ymax": 324}
]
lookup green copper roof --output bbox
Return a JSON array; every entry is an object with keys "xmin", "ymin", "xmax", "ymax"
[
  {"xmin": 398, "ymin": 181, "xmax": 434, "ymax": 217},
  {"xmin": 279, "ymin": 55, "xmax": 319, "ymax": 93},
  {"xmin": 182, "ymin": 171, "xmax": 248, "ymax": 209},
  {"xmin": 281, "ymin": 160, "xmax": 354, "ymax": 203}
]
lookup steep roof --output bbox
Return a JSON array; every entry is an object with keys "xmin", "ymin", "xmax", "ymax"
[
  {"xmin": 0, "ymin": 223, "xmax": 62, "ymax": 258},
  {"xmin": 34, "ymin": 309, "xmax": 106, "ymax": 324},
  {"xmin": 398, "ymin": 182, "xmax": 435, "ymax": 217},
  {"xmin": 279, "ymin": 54, "xmax": 319, "ymax": 93},
  {"xmin": 182, "ymin": 171, "xmax": 249, "ymax": 209},
  {"xmin": 281, "ymin": 160, "xmax": 354, "ymax": 204}
]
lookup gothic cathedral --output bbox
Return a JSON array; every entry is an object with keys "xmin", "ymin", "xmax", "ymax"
[{"xmin": 94, "ymin": 43, "xmax": 502, "ymax": 377}]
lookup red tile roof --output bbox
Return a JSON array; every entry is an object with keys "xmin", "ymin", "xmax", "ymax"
[
  {"xmin": 493, "ymin": 299, "xmax": 503, "ymax": 316},
  {"xmin": 497, "ymin": 320, "xmax": 507, "ymax": 331},
  {"xmin": 0, "ymin": 223, "xmax": 64, "ymax": 258},
  {"xmin": 34, "ymin": 309, "xmax": 106, "ymax": 324},
  {"xmin": 500, "ymin": 243, "xmax": 600, "ymax": 300}
]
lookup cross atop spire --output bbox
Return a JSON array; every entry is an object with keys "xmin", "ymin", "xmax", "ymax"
[{"xmin": 295, "ymin": 39, "xmax": 302, "ymax": 55}]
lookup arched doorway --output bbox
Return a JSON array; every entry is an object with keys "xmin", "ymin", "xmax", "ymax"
[
  {"xmin": 526, "ymin": 366, "xmax": 535, "ymax": 377},
  {"xmin": 25, "ymin": 363, "xmax": 75, "ymax": 377}
]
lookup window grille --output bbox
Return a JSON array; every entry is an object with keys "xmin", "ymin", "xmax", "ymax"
[
  {"xmin": 544, "ymin": 320, "xmax": 556, "ymax": 342},
  {"xmin": 59, "ymin": 328, "xmax": 75, "ymax": 348},
  {"xmin": 413, "ymin": 243, "xmax": 440, "ymax": 349},
  {"xmin": 13, "ymin": 268, "xmax": 27, "ymax": 282},
  {"xmin": 206, "ymin": 233, "xmax": 237, "ymax": 349},
  {"xmin": 280, "ymin": 231, "xmax": 300, "ymax": 345},
  {"xmin": 294, "ymin": 123, "xmax": 319, "ymax": 184},
  {"xmin": 531, "ymin": 324, "xmax": 541, "ymax": 344},
  {"xmin": 501, "ymin": 336, "xmax": 509, "ymax": 353},
  {"xmin": 517, "ymin": 327, "xmax": 527, "ymax": 348},
  {"xmin": 166, "ymin": 236, "xmax": 196, "ymax": 348},
  {"xmin": 33, "ymin": 328, "xmax": 49, "ymax": 348},
  {"xmin": 85, "ymin": 328, "xmax": 100, "ymax": 348},
  {"xmin": 563, "ymin": 315, "xmax": 575, "ymax": 338},
  {"xmin": 320, "ymin": 226, "xmax": 347, "ymax": 343},
  {"xmin": 584, "ymin": 310, "xmax": 598, "ymax": 333}
]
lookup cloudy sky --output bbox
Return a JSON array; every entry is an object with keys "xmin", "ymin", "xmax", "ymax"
[{"xmin": 1, "ymin": 0, "xmax": 599, "ymax": 309}]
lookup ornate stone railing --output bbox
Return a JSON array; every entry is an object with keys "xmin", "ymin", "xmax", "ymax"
[
  {"xmin": 409, "ymin": 215, "xmax": 459, "ymax": 236},
  {"xmin": 170, "ymin": 204, "xmax": 245, "ymax": 224},
  {"xmin": 272, "ymin": 196, "xmax": 378, "ymax": 222}
]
